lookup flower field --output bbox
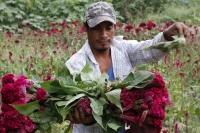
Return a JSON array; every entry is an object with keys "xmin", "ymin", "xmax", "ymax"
[{"xmin": 0, "ymin": 20, "xmax": 200, "ymax": 133}]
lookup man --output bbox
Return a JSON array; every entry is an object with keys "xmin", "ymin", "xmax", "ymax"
[{"xmin": 65, "ymin": 1, "xmax": 189, "ymax": 133}]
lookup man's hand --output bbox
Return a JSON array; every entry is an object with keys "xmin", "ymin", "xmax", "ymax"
[
  {"xmin": 163, "ymin": 22, "xmax": 189, "ymax": 41},
  {"xmin": 67, "ymin": 108, "xmax": 95, "ymax": 125}
]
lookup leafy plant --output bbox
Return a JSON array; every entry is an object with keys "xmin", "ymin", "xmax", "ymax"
[
  {"xmin": 0, "ymin": 0, "xmax": 101, "ymax": 31},
  {"xmin": 112, "ymin": 0, "xmax": 170, "ymax": 23}
]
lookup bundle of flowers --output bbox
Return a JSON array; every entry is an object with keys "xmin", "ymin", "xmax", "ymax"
[
  {"xmin": 0, "ymin": 63, "xmax": 173, "ymax": 133},
  {"xmin": 118, "ymin": 72, "xmax": 173, "ymax": 133}
]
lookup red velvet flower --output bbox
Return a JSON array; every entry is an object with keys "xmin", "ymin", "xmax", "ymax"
[
  {"xmin": 147, "ymin": 72, "xmax": 165, "ymax": 88},
  {"xmin": 1, "ymin": 104, "xmax": 15, "ymax": 113},
  {"xmin": 147, "ymin": 21, "xmax": 156, "ymax": 30},
  {"xmin": 1, "ymin": 73, "xmax": 15, "ymax": 86},
  {"xmin": 75, "ymin": 97, "xmax": 92, "ymax": 115},
  {"xmin": 139, "ymin": 22, "xmax": 146, "ymax": 28},
  {"xmin": 135, "ymin": 27, "xmax": 141, "ymax": 33},
  {"xmin": 118, "ymin": 111, "xmax": 139, "ymax": 126},
  {"xmin": 14, "ymin": 75, "xmax": 28, "ymax": 96},
  {"xmin": 116, "ymin": 22, "xmax": 123, "ymax": 28},
  {"xmin": 1, "ymin": 84, "xmax": 22, "ymax": 104},
  {"xmin": 14, "ymin": 75, "xmax": 27, "ymax": 86},
  {"xmin": 2, "ymin": 110, "xmax": 35, "ymax": 132},
  {"xmin": 43, "ymin": 75, "xmax": 54, "ymax": 81},
  {"xmin": 36, "ymin": 88, "xmax": 47, "ymax": 100},
  {"xmin": 121, "ymin": 88, "xmax": 135, "ymax": 111},
  {"xmin": 125, "ymin": 24, "xmax": 134, "ymax": 32},
  {"xmin": 0, "ymin": 126, "xmax": 6, "ymax": 133},
  {"xmin": 3, "ymin": 110, "xmax": 23, "ymax": 130}
]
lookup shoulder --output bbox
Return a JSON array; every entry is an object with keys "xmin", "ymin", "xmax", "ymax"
[{"xmin": 65, "ymin": 48, "xmax": 87, "ymax": 74}]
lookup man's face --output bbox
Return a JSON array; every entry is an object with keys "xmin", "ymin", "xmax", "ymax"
[{"xmin": 86, "ymin": 21, "xmax": 116, "ymax": 52}]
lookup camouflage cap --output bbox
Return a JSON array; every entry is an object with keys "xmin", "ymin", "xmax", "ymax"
[{"xmin": 85, "ymin": 2, "xmax": 116, "ymax": 28}]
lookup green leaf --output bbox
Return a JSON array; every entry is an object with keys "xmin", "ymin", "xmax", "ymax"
[
  {"xmin": 128, "ymin": 81, "xmax": 151, "ymax": 89},
  {"xmin": 38, "ymin": 122, "xmax": 51, "ymax": 131},
  {"xmin": 113, "ymin": 70, "xmax": 154, "ymax": 89},
  {"xmin": 57, "ymin": 106, "xmax": 70, "ymax": 121},
  {"xmin": 98, "ymin": 72, "xmax": 109, "ymax": 84},
  {"xmin": 56, "ymin": 93, "xmax": 85, "ymax": 107},
  {"xmin": 11, "ymin": 100, "xmax": 40, "ymax": 116},
  {"xmin": 60, "ymin": 84, "xmax": 88, "ymax": 95},
  {"xmin": 89, "ymin": 97, "xmax": 104, "ymax": 115},
  {"xmin": 123, "ymin": 72, "xmax": 135, "ymax": 83},
  {"xmin": 30, "ymin": 111, "xmax": 55, "ymax": 123},
  {"xmin": 49, "ymin": 97, "xmax": 62, "ymax": 100},
  {"xmin": 126, "ymin": 70, "xmax": 155, "ymax": 89},
  {"xmin": 81, "ymin": 61, "xmax": 97, "ymax": 81},
  {"xmin": 58, "ymin": 76, "xmax": 75, "ymax": 86},
  {"xmin": 0, "ymin": 2, "xmax": 6, "ymax": 11},
  {"xmin": 195, "ymin": 108, "xmax": 200, "ymax": 115},
  {"xmin": 107, "ymin": 117, "xmax": 125, "ymax": 131},
  {"xmin": 189, "ymin": 103, "xmax": 196, "ymax": 114},
  {"xmin": 78, "ymin": 80, "xmax": 97, "ymax": 88},
  {"xmin": 31, "ymin": 75, "xmax": 43, "ymax": 84},
  {"xmin": 144, "ymin": 35, "xmax": 186, "ymax": 53},
  {"xmin": 99, "ymin": 97, "xmax": 108, "ymax": 105},
  {"xmin": 40, "ymin": 80, "xmax": 61, "ymax": 93},
  {"xmin": 132, "ymin": 70, "xmax": 154, "ymax": 85},
  {"xmin": 92, "ymin": 110, "xmax": 105, "ymax": 130},
  {"xmin": 64, "ymin": 123, "xmax": 72, "ymax": 133},
  {"xmin": 105, "ymin": 89, "xmax": 122, "ymax": 111},
  {"xmin": 172, "ymin": 35, "xmax": 179, "ymax": 40},
  {"xmin": 57, "ymin": 66, "xmax": 71, "ymax": 77},
  {"xmin": 15, "ymin": 14, "xmax": 23, "ymax": 19},
  {"xmin": 112, "ymin": 72, "xmax": 134, "ymax": 89}
]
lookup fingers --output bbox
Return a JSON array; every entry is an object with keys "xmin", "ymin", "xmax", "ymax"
[
  {"xmin": 74, "ymin": 108, "xmax": 82, "ymax": 123},
  {"xmin": 67, "ymin": 109, "xmax": 95, "ymax": 124},
  {"xmin": 67, "ymin": 112, "xmax": 76, "ymax": 123},
  {"xmin": 175, "ymin": 22, "xmax": 189, "ymax": 37},
  {"xmin": 84, "ymin": 114, "xmax": 95, "ymax": 123},
  {"xmin": 183, "ymin": 24, "xmax": 189, "ymax": 37},
  {"xmin": 164, "ymin": 22, "xmax": 189, "ymax": 41}
]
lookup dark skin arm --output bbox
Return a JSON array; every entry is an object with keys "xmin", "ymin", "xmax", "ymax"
[{"xmin": 163, "ymin": 22, "xmax": 189, "ymax": 41}]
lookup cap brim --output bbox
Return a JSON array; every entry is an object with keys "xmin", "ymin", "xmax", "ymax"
[{"xmin": 87, "ymin": 16, "xmax": 116, "ymax": 28}]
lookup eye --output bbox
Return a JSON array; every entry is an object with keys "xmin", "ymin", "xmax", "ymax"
[
  {"xmin": 106, "ymin": 26, "xmax": 113, "ymax": 30},
  {"xmin": 93, "ymin": 26, "xmax": 100, "ymax": 30}
]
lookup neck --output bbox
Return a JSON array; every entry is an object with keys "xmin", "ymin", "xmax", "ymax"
[
  {"xmin": 91, "ymin": 48, "xmax": 111, "ymax": 59},
  {"xmin": 91, "ymin": 48, "xmax": 112, "ymax": 73}
]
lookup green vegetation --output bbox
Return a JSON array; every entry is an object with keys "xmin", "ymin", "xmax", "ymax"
[
  {"xmin": 1, "ymin": 0, "xmax": 200, "ymax": 31},
  {"xmin": 0, "ymin": 0, "xmax": 98, "ymax": 31}
]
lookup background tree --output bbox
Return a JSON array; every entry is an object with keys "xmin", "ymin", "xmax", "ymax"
[{"xmin": 112, "ymin": 0, "xmax": 169, "ymax": 23}]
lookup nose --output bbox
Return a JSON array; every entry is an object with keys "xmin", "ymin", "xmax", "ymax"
[{"xmin": 99, "ymin": 28, "xmax": 107, "ymax": 38}]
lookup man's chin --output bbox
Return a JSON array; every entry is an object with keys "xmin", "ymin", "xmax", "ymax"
[{"xmin": 98, "ymin": 48, "xmax": 109, "ymax": 52}]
